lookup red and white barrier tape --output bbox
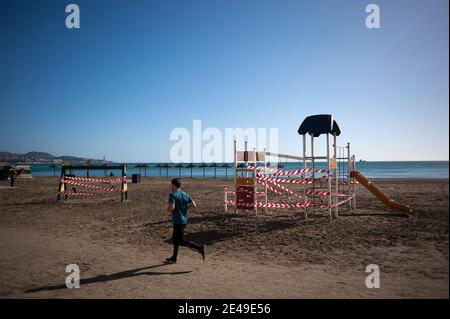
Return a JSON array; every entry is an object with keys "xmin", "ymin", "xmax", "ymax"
[
  {"xmin": 61, "ymin": 191, "xmax": 97, "ymax": 196},
  {"xmin": 256, "ymin": 175, "xmax": 314, "ymax": 185},
  {"xmin": 63, "ymin": 176, "xmax": 126, "ymax": 183},
  {"xmin": 246, "ymin": 165, "xmax": 329, "ymax": 176},
  {"xmin": 257, "ymin": 177, "xmax": 305, "ymax": 200},
  {"xmin": 63, "ymin": 180, "xmax": 123, "ymax": 193},
  {"xmin": 256, "ymin": 179, "xmax": 284, "ymax": 196},
  {"xmin": 255, "ymin": 171, "xmax": 306, "ymax": 199},
  {"xmin": 305, "ymin": 189, "xmax": 350, "ymax": 198},
  {"xmin": 225, "ymin": 198, "xmax": 349, "ymax": 210},
  {"xmin": 225, "ymin": 200, "xmax": 311, "ymax": 209},
  {"xmin": 250, "ymin": 181, "xmax": 301, "ymax": 201}
]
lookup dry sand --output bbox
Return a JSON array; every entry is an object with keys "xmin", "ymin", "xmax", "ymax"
[{"xmin": 0, "ymin": 177, "xmax": 448, "ymax": 298}]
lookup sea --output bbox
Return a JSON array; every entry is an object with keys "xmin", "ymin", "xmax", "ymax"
[{"xmin": 29, "ymin": 161, "xmax": 449, "ymax": 179}]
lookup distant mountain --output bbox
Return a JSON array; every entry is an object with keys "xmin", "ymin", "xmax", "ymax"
[
  {"xmin": 23, "ymin": 151, "xmax": 55, "ymax": 159},
  {"xmin": 0, "ymin": 151, "xmax": 108, "ymax": 164},
  {"xmin": 0, "ymin": 151, "xmax": 21, "ymax": 159}
]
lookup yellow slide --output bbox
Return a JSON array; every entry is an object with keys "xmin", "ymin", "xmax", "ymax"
[{"xmin": 350, "ymin": 171, "xmax": 413, "ymax": 214}]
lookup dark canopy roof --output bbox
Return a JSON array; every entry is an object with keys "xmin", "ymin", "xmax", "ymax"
[{"xmin": 297, "ymin": 114, "xmax": 341, "ymax": 137}]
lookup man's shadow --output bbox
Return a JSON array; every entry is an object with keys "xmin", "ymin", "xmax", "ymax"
[{"xmin": 25, "ymin": 263, "xmax": 191, "ymax": 294}]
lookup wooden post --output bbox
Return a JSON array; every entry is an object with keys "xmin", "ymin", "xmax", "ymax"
[
  {"xmin": 56, "ymin": 165, "xmax": 66, "ymax": 202},
  {"xmin": 121, "ymin": 164, "xmax": 128, "ymax": 202}
]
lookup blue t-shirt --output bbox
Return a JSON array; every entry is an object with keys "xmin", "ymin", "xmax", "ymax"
[{"xmin": 169, "ymin": 189, "xmax": 192, "ymax": 225}]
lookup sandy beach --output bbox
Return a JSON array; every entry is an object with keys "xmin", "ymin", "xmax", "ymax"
[{"xmin": 0, "ymin": 177, "xmax": 448, "ymax": 298}]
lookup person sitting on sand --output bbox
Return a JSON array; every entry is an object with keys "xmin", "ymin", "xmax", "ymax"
[{"xmin": 166, "ymin": 178, "xmax": 205, "ymax": 264}]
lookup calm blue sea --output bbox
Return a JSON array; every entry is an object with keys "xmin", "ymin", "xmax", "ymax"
[{"xmin": 30, "ymin": 161, "xmax": 449, "ymax": 179}]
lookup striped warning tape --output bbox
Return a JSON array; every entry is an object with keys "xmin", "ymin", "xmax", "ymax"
[
  {"xmin": 63, "ymin": 176, "xmax": 126, "ymax": 183},
  {"xmin": 255, "ymin": 171, "xmax": 305, "ymax": 200},
  {"xmin": 258, "ymin": 201, "xmax": 311, "ymax": 209},
  {"xmin": 225, "ymin": 191, "xmax": 349, "ymax": 209},
  {"xmin": 246, "ymin": 165, "xmax": 329, "ymax": 176},
  {"xmin": 60, "ymin": 190, "xmax": 125, "ymax": 197},
  {"xmin": 63, "ymin": 179, "xmax": 123, "ymax": 192},
  {"xmin": 305, "ymin": 189, "xmax": 350, "ymax": 198},
  {"xmin": 257, "ymin": 176, "xmax": 305, "ymax": 200},
  {"xmin": 256, "ymin": 175, "xmax": 314, "ymax": 185},
  {"xmin": 61, "ymin": 191, "xmax": 97, "ymax": 196},
  {"xmin": 257, "ymin": 178, "xmax": 284, "ymax": 196},
  {"xmin": 225, "ymin": 200, "xmax": 312, "ymax": 209}
]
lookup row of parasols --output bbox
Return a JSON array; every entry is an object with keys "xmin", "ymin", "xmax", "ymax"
[
  {"xmin": 138, "ymin": 163, "xmax": 231, "ymax": 178},
  {"xmin": 135, "ymin": 162, "xmax": 285, "ymax": 178},
  {"xmin": 48, "ymin": 162, "xmax": 284, "ymax": 178}
]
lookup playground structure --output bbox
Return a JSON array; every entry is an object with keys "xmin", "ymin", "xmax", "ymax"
[
  {"xmin": 57, "ymin": 164, "xmax": 128, "ymax": 202},
  {"xmin": 224, "ymin": 114, "xmax": 412, "ymax": 219}
]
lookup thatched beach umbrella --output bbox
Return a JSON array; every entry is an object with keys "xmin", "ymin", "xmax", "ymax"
[
  {"xmin": 49, "ymin": 164, "xmax": 57, "ymax": 177},
  {"xmin": 209, "ymin": 163, "xmax": 218, "ymax": 178},
  {"xmin": 142, "ymin": 163, "xmax": 150, "ymax": 177},
  {"xmin": 186, "ymin": 163, "xmax": 196, "ymax": 178},
  {"xmin": 199, "ymin": 163, "xmax": 208, "ymax": 178},
  {"xmin": 84, "ymin": 160, "xmax": 95, "ymax": 177},
  {"xmin": 161, "ymin": 163, "xmax": 171, "ymax": 178},
  {"xmin": 63, "ymin": 161, "xmax": 73, "ymax": 175},
  {"xmin": 101, "ymin": 163, "xmax": 109, "ymax": 176},
  {"xmin": 175, "ymin": 163, "xmax": 184, "ymax": 176},
  {"xmin": 136, "ymin": 163, "xmax": 149, "ymax": 176},
  {"xmin": 135, "ymin": 163, "xmax": 143, "ymax": 175},
  {"xmin": 125, "ymin": 164, "xmax": 133, "ymax": 174},
  {"xmin": 221, "ymin": 163, "xmax": 231, "ymax": 178},
  {"xmin": 155, "ymin": 163, "xmax": 163, "ymax": 177}
]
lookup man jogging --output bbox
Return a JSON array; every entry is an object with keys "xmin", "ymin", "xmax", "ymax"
[{"xmin": 166, "ymin": 178, "xmax": 205, "ymax": 264}]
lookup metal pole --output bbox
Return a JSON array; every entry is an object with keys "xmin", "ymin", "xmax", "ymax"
[
  {"xmin": 224, "ymin": 187, "xmax": 228, "ymax": 212},
  {"xmin": 253, "ymin": 147, "xmax": 257, "ymax": 215},
  {"xmin": 347, "ymin": 142, "xmax": 352, "ymax": 210},
  {"xmin": 303, "ymin": 134, "xmax": 308, "ymax": 219},
  {"xmin": 302, "ymin": 135, "xmax": 307, "ymax": 169},
  {"xmin": 334, "ymin": 133, "xmax": 338, "ymax": 217},
  {"xmin": 264, "ymin": 147, "xmax": 267, "ymax": 213},
  {"xmin": 311, "ymin": 134, "xmax": 315, "ymax": 217},
  {"xmin": 326, "ymin": 134, "xmax": 332, "ymax": 222},
  {"xmin": 234, "ymin": 140, "xmax": 237, "ymax": 214},
  {"xmin": 352, "ymin": 154, "xmax": 357, "ymax": 208},
  {"xmin": 244, "ymin": 140, "xmax": 248, "ymax": 178}
]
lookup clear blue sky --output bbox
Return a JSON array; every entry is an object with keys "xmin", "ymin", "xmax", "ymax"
[{"xmin": 0, "ymin": 0, "xmax": 448, "ymax": 162}]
